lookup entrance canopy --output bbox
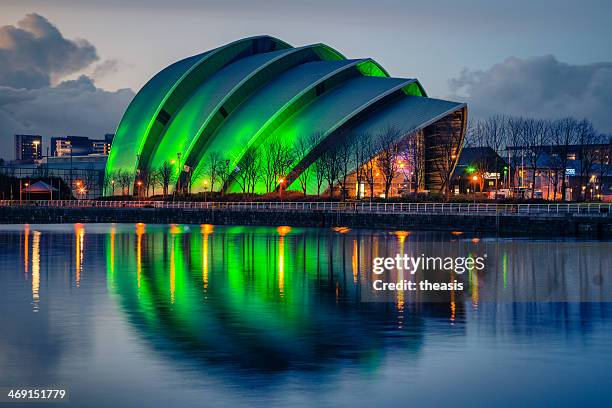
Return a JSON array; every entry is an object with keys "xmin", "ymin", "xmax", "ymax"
[{"xmin": 22, "ymin": 181, "xmax": 58, "ymax": 193}]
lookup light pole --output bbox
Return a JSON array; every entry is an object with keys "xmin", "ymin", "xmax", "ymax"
[
  {"xmin": 176, "ymin": 152, "xmax": 182, "ymax": 195},
  {"xmin": 137, "ymin": 180, "xmax": 143, "ymax": 198},
  {"xmin": 279, "ymin": 178, "xmax": 285, "ymax": 201},
  {"xmin": 472, "ymin": 175, "xmax": 478, "ymax": 204}
]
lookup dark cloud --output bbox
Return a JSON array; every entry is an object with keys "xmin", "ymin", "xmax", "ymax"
[
  {"xmin": 0, "ymin": 75, "xmax": 134, "ymax": 157},
  {"xmin": 0, "ymin": 13, "xmax": 98, "ymax": 89},
  {"xmin": 448, "ymin": 55, "xmax": 612, "ymax": 133},
  {"xmin": 0, "ymin": 14, "xmax": 132, "ymax": 158}
]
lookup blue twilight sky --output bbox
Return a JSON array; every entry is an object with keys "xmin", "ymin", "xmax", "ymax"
[{"xmin": 1, "ymin": 0, "xmax": 611, "ymax": 156}]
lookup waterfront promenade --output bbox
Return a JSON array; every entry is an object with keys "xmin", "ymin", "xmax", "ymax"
[{"xmin": 1, "ymin": 200, "xmax": 610, "ymax": 238}]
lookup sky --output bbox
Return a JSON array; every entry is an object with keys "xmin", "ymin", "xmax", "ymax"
[{"xmin": 1, "ymin": 0, "xmax": 611, "ymax": 158}]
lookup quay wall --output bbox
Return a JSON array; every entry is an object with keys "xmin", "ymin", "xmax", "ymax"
[{"xmin": 0, "ymin": 206, "xmax": 610, "ymax": 238}]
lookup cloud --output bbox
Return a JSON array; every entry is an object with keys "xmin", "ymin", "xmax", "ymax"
[
  {"xmin": 0, "ymin": 75, "xmax": 134, "ymax": 158},
  {"xmin": 0, "ymin": 13, "xmax": 99, "ymax": 89},
  {"xmin": 91, "ymin": 59, "xmax": 122, "ymax": 81},
  {"xmin": 0, "ymin": 14, "xmax": 133, "ymax": 158},
  {"xmin": 448, "ymin": 55, "xmax": 612, "ymax": 133}
]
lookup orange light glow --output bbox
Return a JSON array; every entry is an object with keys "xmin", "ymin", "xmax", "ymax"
[
  {"xmin": 32, "ymin": 231, "xmax": 41, "ymax": 312},
  {"xmin": 75, "ymin": 223, "xmax": 85, "ymax": 287},
  {"xmin": 24, "ymin": 224, "xmax": 30, "ymax": 274},
  {"xmin": 332, "ymin": 226, "xmax": 350, "ymax": 234},
  {"xmin": 136, "ymin": 223, "xmax": 145, "ymax": 290},
  {"xmin": 276, "ymin": 226, "xmax": 291, "ymax": 236},
  {"xmin": 394, "ymin": 231, "xmax": 410, "ymax": 242}
]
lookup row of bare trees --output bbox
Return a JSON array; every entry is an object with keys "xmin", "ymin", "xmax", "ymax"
[
  {"xmin": 104, "ymin": 160, "xmax": 179, "ymax": 197},
  {"xmin": 188, "ymin": 126, "xmax": 414, "ymax": 199},
  {"xmin": 106, "ymin": 125, "xmax": 418, "ymax": 199},
  {"xmin": 467, "ymin": 115, "xmax": 610, "ymax": 201}
]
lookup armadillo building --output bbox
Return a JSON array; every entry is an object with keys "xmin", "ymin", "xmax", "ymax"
[{"xmin": 105, "ymin": 36, "xmax": 466, "ymax": 195}]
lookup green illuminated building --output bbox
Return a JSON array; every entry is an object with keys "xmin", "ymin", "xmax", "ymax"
[{"xmin": 105, "ymin": 36, "xmax": 466, "ymax": 195}]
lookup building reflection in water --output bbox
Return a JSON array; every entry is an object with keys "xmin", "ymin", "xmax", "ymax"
[
  {"xmin": 103, "ymin": 225, "xmax": 610, "ymax": 377},
  {"xmin": 106, "ymin": 225, "xmax": 440, "ymax": 375}
]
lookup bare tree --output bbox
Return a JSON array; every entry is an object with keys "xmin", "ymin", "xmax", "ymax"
[
  {"xmin": 157, "ymin": 161, "xmax": 175, "ymax": 197},
  {"xmin": 294, "ymin": 134, "xmax": 317, "ymax": 195},
  {"xmin": 481, "ymin": 115, "xmax": 507, "ymax": 194},
  {"xmin": 149, "ymin": 169, "xmax": 161, "ymax": 197},
  {"xmin": 374, "ymin": 126, "xmax": 402, "ymax": 199},
  {"xmin": 234, "ymin": 149, "xmax": 261, "ymax": 195},
  {"xmin": 557, "ymin": 118, "xmax": 580, "ymax": 201},
  {"xmin": 505, "ymin": 116, "xmax": 527, "ymax": 190},
  {"xmin": 521, "ymin": 118, "xmax": 549, "ymax": 198},
  {"xmin": 217, "ymin": 159, "xmax": 232, "ymax": 195},
  {"xmin": 137, "ymin": 167, "xmax": 155, "ymax": 197},
  {"xmin": 576, "ymin": 119, "xmax": 598, "ymax": 200},
  {"xmin": 547, "ymin": 119, "xmax": 565, "ymax": 200},
  {"xmin": 313, "ymin": 157, "xmax": 326, "ymax": 196},
  {"xmin": 103, "ymin": 171, "xmax": 118, "ymax": 196},
  {"xmin": 352, "ymin": 134, "xmax": 371, "ymax": 198},
  {"xmin": 262, "ymin": 146, "xmax": 276, "ymax": 193},
  {"xmin": 321, "ymin": 148, "xmax": 341, "ymax": 198},
  {"xmin": 363, "ymin": 157, "xmax": 376, "ymax": 199},
  {"xmin": 82, "ymin": 166, "xmax": 99, "ymax": 198},
  {"xmin": 465, "ymin": 117, "xmax": 484, "ymax": 147},
  {"xmin": 271, "ymin": 140, "xmax": 295, "ymax": 192},
  {"xmin": 200, "ymin": 151, "xmax": 224, "ymax": 194},
  {"xmin": 336, "ymin": 137, "xmax": 353, "ymax": 200},
  {"xmin": 188, "ymin": 165, "xmax": 204, "ymax": 195},
  {"xmin": 117, "ymin": 170, "xmax": 133, "ymax": 196},
  {"xmin": 403, "ymin": 131, "xmax": 423, "ymax": 194}
]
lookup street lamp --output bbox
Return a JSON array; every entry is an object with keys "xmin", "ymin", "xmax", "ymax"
[
  {"xmin": 279, "ymin": 178, "xmax": 285, "ymax": 201},
  {"xmin": 137, "ymin": 180, "xmax": 143, "ymax": 197},
  {"xmin": 471, "ymin": 174, "xmax": 478, "ymax": 204}
]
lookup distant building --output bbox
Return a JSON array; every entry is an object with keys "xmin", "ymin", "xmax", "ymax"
[
  {"xmin": 104, "ymin": 133, "xmax": 114, "ymax": 154},
  {"xmin": 14, "ymin": 134, "xmax": 42, "ymax": 162},
  {"xmin": 506, "ymin": 143, "xmax": 611, "ymax": 201},
  {"xmin": 51, "ymin": 135, "xmax": 114, "ymax": 157},
  {"xmin": 450, "ymin": 147, "xmax": 508, "ymax": 195}
]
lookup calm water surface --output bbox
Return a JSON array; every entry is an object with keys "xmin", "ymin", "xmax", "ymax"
[{"xmin": 0, "ymin": 224, "xmax": 611, "ymax": 407}]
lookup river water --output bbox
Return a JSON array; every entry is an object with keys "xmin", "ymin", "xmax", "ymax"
[{"xmin": 0, "ymin": 223, "xmax": 610, "ymax": 407}]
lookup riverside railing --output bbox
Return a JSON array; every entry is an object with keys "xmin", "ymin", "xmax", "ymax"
[{"xmin": 0, "ymin": 200, "xmax": 610, "ymax": 215}]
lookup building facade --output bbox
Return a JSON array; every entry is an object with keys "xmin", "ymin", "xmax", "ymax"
[
  {"xmin": 51, "ymin": 135, "xmax": 114, "ymax": 157},
  {"xmin": 106, "ymin": 36, "xmax": 467, "ymax": 197},
  {"xmin": 14, "ymin": 134, "xmax": 42, "ymax": 162}
]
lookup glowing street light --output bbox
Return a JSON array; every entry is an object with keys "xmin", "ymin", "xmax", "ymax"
[
  {"xmin": 278, "ymin": 177, "xmax": 286, "ymax": 201},
  {"xmin": 471, "ymin": 174, "xmax": 479, "ymax": 204}
]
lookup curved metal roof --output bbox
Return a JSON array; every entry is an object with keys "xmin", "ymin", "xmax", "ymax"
[{"xmin": 105, "ymin": 36, "xmax": 466, "ymax": 195}]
